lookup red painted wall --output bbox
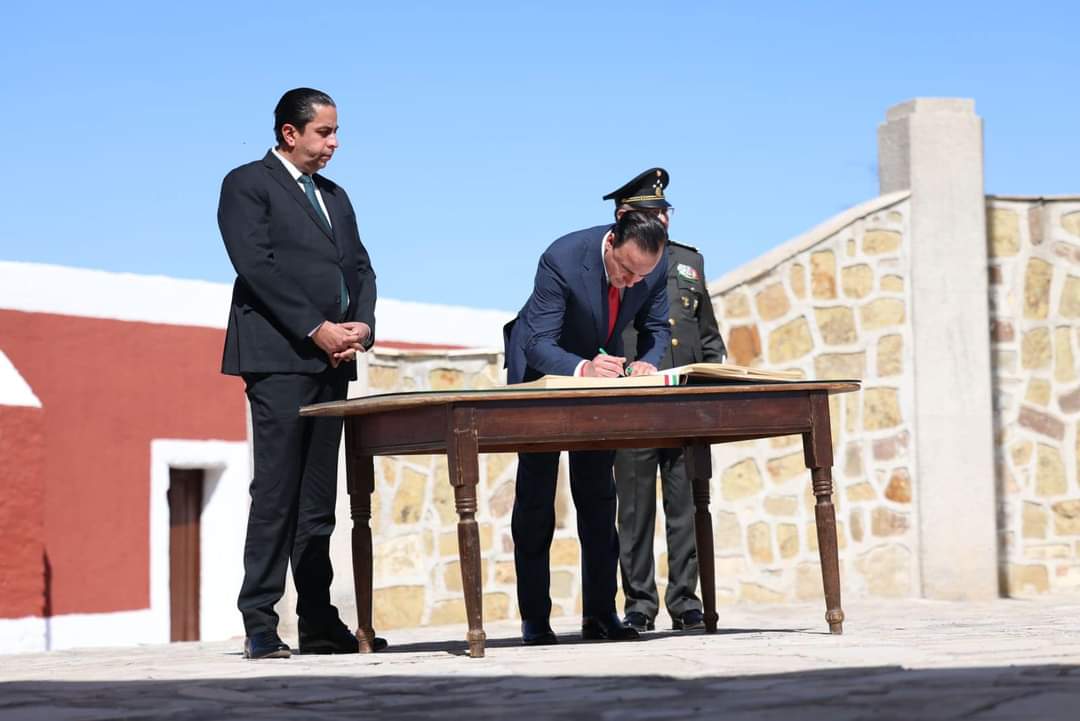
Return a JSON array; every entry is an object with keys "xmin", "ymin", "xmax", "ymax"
[
  {"xmin": 0, "ymin": 405, "xmax": 45, "ymax": 618},
  {"xmin": 0, "ymin": 310, "xmax": 247, "ymax": 617}
]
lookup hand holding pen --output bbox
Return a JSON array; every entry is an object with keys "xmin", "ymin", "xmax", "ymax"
[{"xmin": 584, "ymin": 347, "xmax": 626, "ymax": 377}]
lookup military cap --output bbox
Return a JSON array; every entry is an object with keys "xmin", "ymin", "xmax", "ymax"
[{"xmin": 602, "ymin": 167, "xmax": 671, "ymax": 209}]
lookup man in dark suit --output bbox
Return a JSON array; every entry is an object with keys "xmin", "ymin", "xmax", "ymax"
[
  {"xmin": 218, "ymin": 87, "xmax": 383, "ymax": 659},
  {"xmin": 504, "ymin": 208, "xmax": 671, "ymax": 645},
  {"xmin": 608, "ymin": 169, "xmax": 728, "ymax": 634}
]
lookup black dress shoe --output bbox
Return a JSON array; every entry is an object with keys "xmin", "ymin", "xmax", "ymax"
[
  {"xmin": 582, "ymin": 613, "xmax": 640, "ymax": 641},
  {"xmin": 672, "ymin": 608, "xmax": 706, "ymax": 631},
  {"xmin": 243, "ymin": 631, "xmax": 291, "ymax": 660},
  {"xmin": 622, "ymin": 611, "xmax": 655, "ymax": 633},
  {"xmin": 299, "ymin": 620, "xmax": 388, "ymax": 654},
  {"xmin": 521, "ymin": 619, "xmax": 558, "ymax": 646}
]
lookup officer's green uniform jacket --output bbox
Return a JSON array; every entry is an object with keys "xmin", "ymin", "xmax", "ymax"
[{"xmin": 622, "ymin": 240, "xmax": 726, "ymax": 369}]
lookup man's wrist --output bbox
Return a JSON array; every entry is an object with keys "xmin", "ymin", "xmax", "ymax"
[{"xmin": 574, "ymin": 360, "xmax": 588, "ymax": 377}]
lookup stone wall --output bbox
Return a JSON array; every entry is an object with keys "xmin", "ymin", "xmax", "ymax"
[
  {"xmin": 706, "ymin": 193, "xmax": 919, "ymax": 605},
  {"xmin": 987, "ymin": 198, "xmax": 1080, "ymax": 596}
]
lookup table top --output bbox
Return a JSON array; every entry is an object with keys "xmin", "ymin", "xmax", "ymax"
[{"xmin": 300, "ymin": 380, "xmax": 860, "ymax": 418}]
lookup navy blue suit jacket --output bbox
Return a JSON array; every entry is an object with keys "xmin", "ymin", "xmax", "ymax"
[{"xmin": 504, "ymin": 225, "xmax": 670, "ymax": 384}]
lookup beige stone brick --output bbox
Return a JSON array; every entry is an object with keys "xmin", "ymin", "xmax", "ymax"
[
  {"xmin": 484, "ymin": 453, "xmax": 515, "ymax": 485},
  {"xmin": 795, "ymin": 563, "xmax": 825, "ymax": 600},
  {"xmin": 811, "ymin": 250, "xmax": 837, "ymax": 299},
  {"xmin": 1023, "ymin": 544, "xmax": 1071, "ymax": 560},
  {"xmin": 873, "ymin": 431, "xmax": 910, "ymax": 461},
  {"xmin": 550, "ymin": 537, "xmax": 580, "ymax": 566},
  {"xmin": 790, "ymin": 263, "xmax": 807, "ymax": 299},
  {"xmin": 1010, "ymin": 440, "xmax": 1033, "ymax": 467},
  {"xmin": 748, "ymin": 522, "xmax": 774, "ymax": 564},
  {"xmin": 715, "ymin": 511, "xmax": 742, "ymax": 550},
  {"xmin": 991, "ymin": 320, "xmax": 1015, "ymax": 343},
  {"xmin": 392, "ymin": 467, "xmax": 428, "ymax": 524},
  {"xmin": 374, "ymin": 534, "xmax": 425, "ymax": 581},
  {"xmin": 881, "ymin": 275, "xmax": 904, "ymax": 292},
  {"xmin": 863, "ymin": 229, "xmax": 902, "ymax": 255},
  {"xmin": 657, "ymin": 552, "xmax": 668, "ymax": 580},
  {"xmin": 845, "ymin": 393, "xmax": 860, "ymax": 435},
  {"xmin": 489, "ymin": 479, "xmax": 515, "ymax": 520},
  {"xmin": 846, "ymin": 482, "xmax": 876, "ymax": 502},
  {"xmin": 877, "ymin": 335, "xmax": 903, "ymax": 377},
  {"xmin": 847, "ymin": 238, "xmax": 857, "ymax": 257},
  {"xmin": 777, "ymin": 523, "xmax": 799, "ymax": 558},
  {"xmin": 484, "ymin": 592, "xmax": 511, "ymax": 621},
  {"xmin": 429, "ymin": 368, "xmax": 465, "ymax": 390},
  {"xmin": 770, "ymin": 434, "xmax": 802, "ymax": 449},
  {"xmin": 467, "ymin": 372, "xmax": 496, "ymax": 389},
  {"xmin": 739, "ymin": 582, "xmax": 786, "ymax": 603},
  {"xmin": 727, "ymin": 324, "xmax": 762, "ymax": 366},
  {"xmin": 444, "ymin": 560, "xmax": 491, "ymax": 593},
  {"xmin": 1024, "ymin": 258, "xmax": 1053, "ymax": 320},
  {"xmin": 768, "ymin": 317, "xmax": 814, "ymax": 363},
  {"xmin": 551, "ymin": 570, "xmax": 575, "ymax": 598},
  {"xmin": 841, "ymin": 264, "xmax": 874, "ymax": 299},
  {"xmin": 1018, "ymin": 405, "xmax": 1065, "ymax": 440},
  {"xmin": 844, "ymin": 444, "xmax": 863, "ymax": 478},
  {"xmin": 1062, "ymin": 210, "xmax": 1080, "ymax": 237},
  {"xmin": 1052, "ymin": 500, "xmax": 1080, "ymax": 535},
  {"xmin": 814, "ymin": 352, "xmax": 865, "ymax": 381},
  {"xmin": 1025, "ymin": 380, "xmax": 1051, "ymax": 407},
  {"xmin": 884, "ymin": 469, "xmax": 912, "ymax": 504},
  {"xmin": 863, "ymin": 388, "xmax": 902, "ymax": 430},
  {"xmin": 850, "ymin": 509, "xmax": 864, "ymax": 543},
  {"xmin": 373, "ymin": 585, "xmax": 425, "ymax": 629},
  {"xmin": 723, "ymin": 458, "xmax": 764, "ymax": 499},
  {"xmin": 995, "ymin": 350, "xmax": 1018, "ymax": 374},
  {"xmin": 724, "ymin": 292, "xmax": 751, "ymax": 318},
  {"xmin": 494, "ymin": 561, "xmax": 516, "ymax": 585},
  {"xmin": 368, "ymin": 364, "xmax": 402, "ymax": 389},
  {"xmin": 756, "ymin": 283, "xmax": 791, "ymax": 321},
  {"xmin": 1006, "ymin": 564, "xmax": 1050, "ymax": 595},
  {"xmin": 806, "ymin": 520, "xmax": 846, "ymax": 551},
  {"xmin": 855, "ymin": 544, "xmax": 912, "ymax": 597},
  {"xmin": 429, "ymin": 599, "xmax": 467, "ymax": 626},
  {"xmin": 431, "ymin": 459, "xmax": 457, "ymax": 525},
  {"xmin": 766, "ymin": 452, "xmax": 806, "ymax": 485},
  {"xmin": 764, "ymin": 495, "xmax": 799, "ymax": 516},
  {"xmin": 871, "ymin": 508, "xmax": 909, "ymax": 537},
  {"xmin": 815, "ymin": 307, "xmax": 857, "ymax": 345},
  {"xmin": 1035, "ymin": 444, "xmax": 1067, "ymax": 496},
  {"xmin": 860, "ymin": 298, "xmax": 906, "ymax": 330},
  {"xmin": 1062, "ymin": 388, "xmax": 1080, "ymax": 414},
  {"xmin": 379, "ymin": 457, "xmax": 398, "ymax": 486},
  {"xmin": 988, "ymin": 208, "xmax": 1021, "ymax": 257},
  {"xmin": 438, "ymin": 531, "xmax": 457, "ymax": 557},
  {"xmin": 1023, "ymin": 502, "xmax": 1048, "ymax": 539},
  {"xmin": 1060, "ymin": 276, "xmax": 1080, "ymax": 318},
  {"xmin": 1054, "ymin": 327, "xmax": 1077, "ymax": 383}
]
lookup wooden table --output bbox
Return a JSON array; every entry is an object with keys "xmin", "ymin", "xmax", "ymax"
[{"xmin": 301, "ymin": 381, "xmax": 859, "ymax": 658}]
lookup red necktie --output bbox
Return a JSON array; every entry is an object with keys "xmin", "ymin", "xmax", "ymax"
[{"xmin": 606, "ymin": 283, "xmax": 620, "ymax": 341}]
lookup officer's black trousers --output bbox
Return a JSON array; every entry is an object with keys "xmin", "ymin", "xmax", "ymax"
[
  {"xmin": 614, "ymin": 446, "xmax": 702, "ymax": 621},
  {"xmin": 511, "ymin": 450, "xmax": 619, "ymax": 622},
  {"xmin": 238, "ymin": 370, "xmax": 348, "ymax": 636}
]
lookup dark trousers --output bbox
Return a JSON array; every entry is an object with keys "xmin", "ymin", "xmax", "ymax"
[
  {"xmin": 614, "ymin": 446, "xmax": 701, "ymax": 620},
  {"xmin": 238, "ymin": 369, "xmax": 349, "ymax": 635},
  {"xmin": 511, "ymin": 450, "xmax": 619, "ymax": 621}
]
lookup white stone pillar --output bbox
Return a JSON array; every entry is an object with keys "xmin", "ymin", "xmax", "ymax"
[{"xmin": 878, "ymin": 99, "xmax": 999, "ymax": 600}]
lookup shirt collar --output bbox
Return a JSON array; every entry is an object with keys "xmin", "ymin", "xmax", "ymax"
[
  {"xmin": 271, "ymin": 147, "xmax": 305, "ymax": 182},
  {"xmin": 600, "ymin": 229, "xmax": 612, "ymax": 285}
]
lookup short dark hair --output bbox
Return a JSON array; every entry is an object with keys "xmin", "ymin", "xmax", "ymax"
[
  {"xmin": 274, "ymin": 88, "xmax": 336, "ymax": 145},
  {"xmin": 612, "ymin": 210, "xmax": 667, "ymax": 255}
]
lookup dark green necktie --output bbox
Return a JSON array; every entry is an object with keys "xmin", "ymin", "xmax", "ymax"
[{"xmin": 298, "ymin": 174, "xmax": 349, "ymax": 318}]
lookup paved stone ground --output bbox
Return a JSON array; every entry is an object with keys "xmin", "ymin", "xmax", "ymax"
[{"xmin": 2, "ymin": 599, "xmax": 1079, "ymax": 720}]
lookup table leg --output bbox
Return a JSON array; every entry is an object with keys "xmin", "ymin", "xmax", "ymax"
[
  {"xmin": 803, "ymin": 392, "xmax": 845, "ymax": 634},
  {"xmin": 345, "ymin": 439, "xmax": 381, "ymax": 652},
  {"xmin": 684, "ymin": 442, "xmax": 718, "ymax": 634},
  {"xmin": 448, "ymin": 410, "xmax": 486, "ymax": 658}
]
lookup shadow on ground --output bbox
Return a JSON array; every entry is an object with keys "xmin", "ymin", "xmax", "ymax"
[{"xmin": 2, "ymin": 664, "xmax": 1078, "ymax": 720}]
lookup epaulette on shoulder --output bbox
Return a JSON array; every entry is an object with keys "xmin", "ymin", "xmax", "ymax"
[{"xmin": 669, "ymin": 239, "xmax": 700, "ymax": 253}]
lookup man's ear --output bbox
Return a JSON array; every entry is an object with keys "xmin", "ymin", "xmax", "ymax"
[
  {"xmin": 615, "ymin": 208, "xmax": 626, "ymax": 221},
  {"xmin": 280, "ymin": 123, "xmax": 299, "ymax": 149}
]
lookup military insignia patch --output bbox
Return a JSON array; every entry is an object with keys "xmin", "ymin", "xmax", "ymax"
[{"xmin": 676, "ymin": 263, "xmax": 699, "ymax": 281}]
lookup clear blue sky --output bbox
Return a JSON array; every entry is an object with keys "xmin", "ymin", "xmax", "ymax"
[{"xmin": 2, "ymin": 1, "xmax": 1076, "ymax": 311}]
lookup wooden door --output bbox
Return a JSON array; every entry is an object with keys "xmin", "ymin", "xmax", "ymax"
[{"xmin": 168, "ymin": 468, "xmax": 202, "ymax": 642}]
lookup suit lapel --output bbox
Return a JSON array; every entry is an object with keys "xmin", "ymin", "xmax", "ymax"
[
  {"xmin": 580, "ymin": 227, "xmax": 612, "ymax": 345},
  {"xmin": 262, "ymin": 152, "xmax": 335, "ymax": 243}
]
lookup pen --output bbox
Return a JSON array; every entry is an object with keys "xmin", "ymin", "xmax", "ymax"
[{"xmin": 598, "ymin": 347, "xmax": 632, "ymax": 376}]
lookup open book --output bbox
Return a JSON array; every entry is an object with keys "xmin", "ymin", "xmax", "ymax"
[{"xmin": 514, "ymin": 362, "xmax": 803, "ymax": 390}]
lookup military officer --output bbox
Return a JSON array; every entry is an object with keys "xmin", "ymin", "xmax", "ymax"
[{"xmin": 607, "ymin": 168, "xmax": 728, "ymax": 633}]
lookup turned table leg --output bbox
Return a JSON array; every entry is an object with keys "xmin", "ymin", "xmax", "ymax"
[
  {"xmin": 345, "ymin": 426, "xmax": 381, "ymax": 652},
  {"xmin": 448, "ymin": 409, "xmax": 486, "ymax": 658},
  {"xmin": 804, "ymin": 392, "xmax": 845, "ymax": 634},
  {"xmin": 685, "ymin": 442, "xmax": 718, "ymax": 634}
]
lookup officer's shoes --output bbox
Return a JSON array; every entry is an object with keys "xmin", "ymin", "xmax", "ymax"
[
  {"xmin": 622, "ymin": 611, "xmax": 655, "ymax": 633},
  {"xmin": 672, "ymin": 609, "xmax": 706, "ymax": 631}
]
